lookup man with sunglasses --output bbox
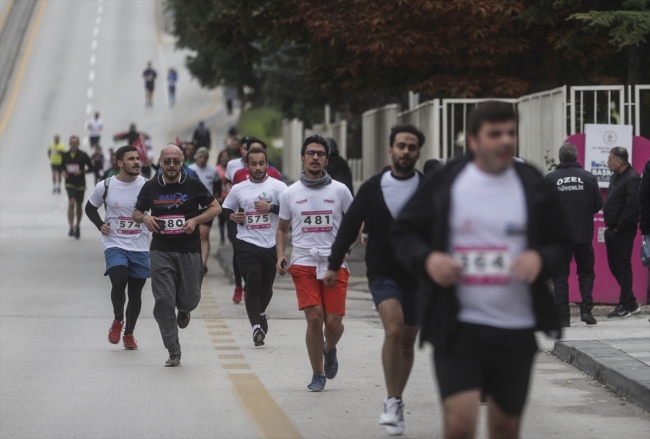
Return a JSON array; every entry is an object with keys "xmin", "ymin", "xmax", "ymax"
[
  {"xmin": 276, "ymin": 135, "xmax": 354, "ymax": 392},
  {"xmin": 133, "ymin": 144, "xmax": 221, "ymax": 367},
  {"xmin": 393, "ymin": 102, "xmax": 565, "ymax": 439}
]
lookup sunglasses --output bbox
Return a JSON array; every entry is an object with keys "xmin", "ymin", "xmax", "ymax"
[
  {"xmin": 305, "ymin": 150, "xmax": 327, "ymax": 158},
  {"xmin": 162, "ymin": 159, "xmax": 182, "ymax": 166}
]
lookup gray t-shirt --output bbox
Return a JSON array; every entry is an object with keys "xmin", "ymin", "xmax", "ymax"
[{"xmin": 380, "ymin": 171, "xmax": 420, "ymax": 219}]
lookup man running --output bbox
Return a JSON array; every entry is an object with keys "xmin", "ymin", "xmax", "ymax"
[
  {"xmin": 85, "ymin": 146, "xmax": 150, "ymax": 350},
  {"xmin": 87, "ymin": 112, "xmax": 103, "ymax": 147},
  {"xmin": 143, "ymin": 62, "xmax": 157, "ymax": 107},
  {"xmin": 48, "ymin": 134, "xmax": 66, "ymax": 194},
  {"xmin": 62, "ymin": 136, "xmax": 93, "ymax": 239},
  {"xmin": 276, "ymin": 135, "xmax": 354, "ymax": 392},
  {"xmin": 222, "ymin": 147, "xmax": 287, "ymax": 346},
  {"xmin": 189, "ymin": 147, "xmax": 220, "ymax": 275},
  {"xmin": 393, "ymin": 101, "xmax": 565, "ymax": 439},
  {"xmin": 133, "ymin": 144, "xmax": 221, "ymax": 367},
  {"xmin": 325, "ymin": 125, "xmax": 425, "ymax": 435}
]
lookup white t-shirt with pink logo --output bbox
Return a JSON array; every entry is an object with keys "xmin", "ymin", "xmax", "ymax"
[{"xmin": 279, "ymin": 180, "xmax": 353, "ymax": 267}]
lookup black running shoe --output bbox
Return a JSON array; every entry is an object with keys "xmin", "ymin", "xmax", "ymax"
[
  {"xmin": 324, "ymin": 347, "xmax": 338, "ymax": 379},
  {"xmin": 581, "ymin": 313, "xmax": 597, "ymax": 325},
  {"xmin": 177, "ymin": 311, "xmax": 191, "ymax": 328},
  {"xmin": 253, "ymin": 327, "xmax": 266, "ymax": 346},
  {"xmin": 74, "ymin": 227, "xmax": 80, "ymax": 240},
  {"xmin": 607, "ymin": 304, "xmax": 631, "ymax": 318},
  {"xmin": 260, "ymin": 314, "xmax": 269, "ymax": 334},
  {"xmin": 68, "ymin": 227, "xmax": 75, "ymax": 237},
  {"xmin": 165, "ymin": 355, "xmax": 181, "ymax": 367}
]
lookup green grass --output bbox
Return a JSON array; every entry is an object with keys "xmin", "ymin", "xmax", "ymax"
[{"xmin": 237, "ymin": 108, "xmax": 283, "ymax": 171}]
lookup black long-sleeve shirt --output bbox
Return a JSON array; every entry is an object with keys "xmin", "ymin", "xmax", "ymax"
[
  {"xmin": 603, "ymin": 165, "xmax": 640, "ymax": 231},
  {"xmin": 638, "ymin": 160, "xmax": 650, "ymax": 235}
]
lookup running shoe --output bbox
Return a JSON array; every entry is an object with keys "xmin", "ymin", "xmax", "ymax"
[
  {"xmin": 123, "ymin": 334, "xmax": 138, "ymax": 350},
  {"xmin": 385, "ymin": 400, "xmax": 405, "ymax": 436},
  {"xmin": 260, "ymin": 314, "xmax": 269, "ymax": 334},
  {"xmin": 630, "ymin": 304, "xmax": 642, "ymax": 315},
  {"xmin": 324, "ymin": 346, "xmax": 338, "ymax": 379},
  {"xmin": 108, "ymin": 320, "xmax": 123, "ymax": 344},
  {"xmin": 253, "ymin": 327, "xmax": 266, "ymax": 346},
  {"xmin": 232, "ymin": 286, "xmax": 243, "ymax": 304},
  {"xmin": 74, "ymin": 227, "xmax": 80, "ymax": 240},
  {"xmin": 165, "ymin": 356, "xmax": 181, "ymax": 367},
  {"xmin": 307, "ymin": 373, "xmax": 326, "ymax": 392},
  {"xmin": 68, "ymin": 227, "xmax": 75, "ymax": 237},
  {"xmin": 177, "ymin": 311, "xmax": 191, "ymax": 329},
  {"xmin": 581, "ymin": 313, "xmax": 597, "ymax": 325},
  {"xmin": 379, "ymin": 397, "xmax": 401, "ymax": 426},
  {"xmin": 607, "ymin": 304, "xmax": 631, "ymax": 318}
]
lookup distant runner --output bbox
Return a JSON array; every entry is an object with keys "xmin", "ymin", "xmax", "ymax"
[
  {"xmin": 87, "ymin": 112, "xmax": 103, "ymax": 147},
  {"xmin": 48, "ymin": 134, "xmax": 66, "ymax": 194},
  {"xmin": 61, "ymin": 136, "xmax": 93, "ymax": 239},
  {"xmin": 143, "ymin": 62, "xmax": 157, "ymax": 107}
]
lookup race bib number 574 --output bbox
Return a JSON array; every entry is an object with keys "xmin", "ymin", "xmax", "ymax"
[
  {"xmin": 117, "ymin": 216, "xmax": 142, "ymax": 235},
  {"xmin": 453, "ymin": 246, "xmax": 511, "ymax": 285},
  {"xmin": 301, "ymin": 210, "xmax": 332, "ymax": 232}
]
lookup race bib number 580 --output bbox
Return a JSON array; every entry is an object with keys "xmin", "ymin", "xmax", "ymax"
[
  {"xmin": 158, "ymin": 214, "xmax": 185, "ymax": 235},
  {"xmin": 301, "ymin": 210, "xmax": 332, "ymax": 232},
  {"xmin": 453, "ymin": 246, "xmax": 511, "ymax": 285}
]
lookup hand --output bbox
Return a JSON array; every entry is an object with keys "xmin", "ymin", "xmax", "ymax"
[
  {"xmin": 100, "ymin": 223, "xmax": 110, "ymax": 236},
  {"xmin": 73, "ymin": 169, "xmax": 82, "ymax": 175},
  {"xmin": 510, "ymin": 250, "xmax": 542, "ymax": 283},
  {"xmin": 254, "ymin": 196, "xmax": 271, "ymax": 212},
  {"xmin": 322, "ymin": 270, "xmax": 338, "ymax": 289},
  {"xmin": 183, "ymin": 218, "xmax": 198, "ymax": 234},
  {"xmin": 425, "ymin": 251, "xmax": 462, "ymax": 288},
  {"xmin": 230, "ymin": 211, "xmax": 245, "ymax": 224},
  {"xmin": 361, "ymin": 234, "xmax": 368, "ymax": 246},
  {"xmin": 276, "ymin": 256, "xmax": 288, "ymax": 276},
  {"xmin": 143, "ymin": 214, "xmax": 161, "ymax": 233}
]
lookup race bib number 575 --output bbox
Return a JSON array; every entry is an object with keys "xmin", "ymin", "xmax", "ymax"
[
  {"xmin": 301, "ymin": 210, "xmax": 332, "ymax": 232},
  {"xmin": 246, "ymin": 211, "xmax": 271, "ymax": 229},
  {"xmin": 453, "ymin": 246, "xmax": 511, "ymax": 285}
]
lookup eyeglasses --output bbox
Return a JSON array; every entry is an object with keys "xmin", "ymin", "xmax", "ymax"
[
  {"xmin": 162, "ymin": 159, "xmax": 182, "ymax": 166},
  {"xmin": 305, "ymin": 150, "xmax": 327, "ymax": 158}
]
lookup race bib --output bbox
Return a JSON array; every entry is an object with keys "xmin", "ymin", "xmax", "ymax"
[
  {"xmin": 66, "ymin": 163, "xmax": 79, "ymax": 174},
  {"xmin": 301, "ymin": 210, "xmax": 332, "ymax": 232},
  {"xmin": 117, "ymin": 216, "xmax": 142, "ymax": 235},
  {"xmin": 245, "ymin": 211, "xmax": 271, "ymax": 229},
  {"xmin": 159, "ymin": 214, "xmax": 185, "ymax": 235},
  {"xmin": 454, "ymin": 246, "xmax": 511, "ymax": 285}
]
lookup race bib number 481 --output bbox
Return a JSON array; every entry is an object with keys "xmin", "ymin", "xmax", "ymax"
[
  {"xmin": 158, "ymin": 214, "xmax": 185, "ymax": 235},
  {"xmin": 246, "ymin": 211, "xmax": 271, "ymax": 229},
  {"xmin": 117, "ymin": 216, "xmax": 142, "ymax": 235},
  {"xmin": 301, "ymin": 210, "xmax": 332, "ymax": 232},
  {"xmin": 453, "ymin": 246, "xmax": 511, "ymax": 285}
]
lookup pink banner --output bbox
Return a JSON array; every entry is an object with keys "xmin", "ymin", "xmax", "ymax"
[{"xmin": 565, "ymin": 133, "xmax": 649, "ymax": 304}]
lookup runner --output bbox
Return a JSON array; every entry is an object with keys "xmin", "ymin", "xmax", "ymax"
[
  {"xmin": 222, "ymin": 147, "xmax": 287, "ymax": 346},
  {"xmin": 189, "ymin": 147, "xmax": 220, "ymax": 275},
  {"xmin": 167, "ymin": 68, "xmax": 177, "ymax": 107},
  {"xmin": 216, "ymin": 149, "xmax": 232, "ymax": 245},
  {"xmin": 231, "ymin": 138, "xmax": 282, "ymax": 184},
  {"xmin": 276, "ymin": 135, "xmax": 354, "ymax": 392},
  {"xmin": 133, "ymin": 144, "xmax": 221, "ymax": 367},
  {"xmin": 85, "ymin": 146, "xmax": 150, "ymax": 350},
  {"xmin": 87, "ymin": 112, "xmax": 103, "ymax": 147},
  {"xmin": 392, "ymin": 101, "xmax": 565, "ymax": 439},
  {"xmin": 143, "ymin": 62, "xmax": 157, "ymax": 107},
  {"xmin": 325, "ymin": 125, "xmax": 425, "ymax": 435},
  {"xmin": 62, "ymin": 136, "xmax": 93, "ymax": 239},
  {"xmin": 48, "ymin": 134, "xmax": 66, "ymax": 194}
]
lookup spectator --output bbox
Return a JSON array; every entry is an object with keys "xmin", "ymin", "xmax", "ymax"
[
  {"xmin": 228, "ymin": 137, "xmax": 242, "ymax": 159},
  {"xmin": 90, "ymin": 146, "xmax": 105, "ymax": 184},
  {"xmin": 192, "ymin": 121, "xmax": 211, "ymax": 149},
  {"xmin": 325, "ymin": 138, "xmax": 354, "ymax": 195}
]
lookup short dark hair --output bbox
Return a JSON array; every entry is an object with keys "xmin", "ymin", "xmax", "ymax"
[
  {"xmin": 559, "ymin": 143, "xmax": 578, "ymax": 162},
  {"xmin": 301, "ymin": 135, "xmax": 329, "ymax": 158},
  {"xmin": 249, "ymin": 139, "xmax": 268, "ymax": 150},
  {"xmin": 610, "ymin": 147, "xmax": 629, "ymax": 163},
  {"xmin": 467, "ymin": 101, "xmax": 517, "ymax": 136},
  {"xmin": 116, "ymin": 145, "xmax": 138, "ymax": 162},
  {"xmin": 240, "ymin": 136, "xmax": 257, "ymax": 149},
  {"xmin": 245, "ymin": 147, "xmax": 268, "ymax": 164},
  {"xmin": 389, "ymin": 125, "xmax": 425, "ymax": 149}
]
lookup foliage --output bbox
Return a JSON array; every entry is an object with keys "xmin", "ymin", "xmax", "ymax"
[{"xmin": 237, "ymin": 108, "xmax": 283, "ymax": 168}]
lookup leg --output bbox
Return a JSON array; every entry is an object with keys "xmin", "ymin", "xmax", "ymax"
[
  {"xmin": 199, "ymin": 224, "xmax": 210, "ymax": 268},
  {"xmin": 242, "ymin": 270, "xmax": 262, "ymax": 327},
  {"xmin": 259, "ymin": 247, "xmax": 277, "ymax": 313},
  {"xmin": 398, "ymin": 325, "xmax": 418, "ymax": 395},
  {"xmin": 486, "ymin": 399, "xmax": 522, "ymax": 439},
  {"xmin": 304, "ymin": 305, "xmax": 325, "ymax": 373},
  {"xmin": 176, "ymin": 252, "xmax": 203, "ymax": 313},
  {"xmin": 150, "ymin": 251, "xmax": 181, "ymax": 356},
  {"xmin": 107, "ymin": 266, "xmax": 128, "ymax": 321},
  {"xmin": 124, "ymin": 277, "xmax": 146, "ymax": 334},
  {"xmin": 573, "ymin": 243, "xmax": 595, "ymax": 313},
  {"xmin": 551, "ymin": 245, "xmax": 572, "ymax": 323},
  {"xmin": 604, "ymin": 229, "xmax": 621, "ymax": 286},
  {"xmin": 74, "ymin": 200, "xmax": 83, "ymax": 227},
  {"xmin": 613, "ymin": 229, "xmax": 637, "ymax": 309},
  {"xmin": 322, "ymin": 267, "xmax": 348, "ymax": 351},
  {"xmin": 228, "ymin": 221, "xmax": 242, "ymax": 287},
  {"xmin": 323, "ymin": 312, "xmax": 344, "ymax": 352},
  {"xmin": 55, "ymin": 169, "xmax": 61, "ymax": 187},
  {"xmin": 443, "ymin": 391, "xmax": 481, "ymax": 439},
  {"xmin": 218, "ymin": 213, "xmax": 226, "ymax": 244},
  {"xmin": 378, "ymin": 299, "xmax": 407, "ymax": 398},
  {"xmin": 67, "ymin": 197, "xmax": 75, "ymax": 228}
]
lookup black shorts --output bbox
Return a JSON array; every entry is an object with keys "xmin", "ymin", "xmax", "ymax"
[
  {"xmin": 89, "ymin": 136, "xmax": 100, "ymax": 147},
  {"xmin": 66, "ymin": 188, "xmax": 85, "ymax": 203},
  {"xmin": 369, "ymin": 277, "xmax": 417, "ymax": 327},
  {"xmin": 434, "ymin": 323, "xmax": 537, "ymax": 415},
  {"xmin": 145, "ymin": 83, "xmax": 155, "ymax": 91},
  {"xmin": 201, "ymin": 218, "xmax": 214, "ymax": 228},
  {"xmin": 51, "ymin": 164, "xmax": 63, "ymax": 172},
  {"xmin": 236, "ymin": 239, "xmax": 276, "ymax": 275}
]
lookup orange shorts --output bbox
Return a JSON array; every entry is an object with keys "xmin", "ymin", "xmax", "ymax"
[{"xmin": 287, "ymin": 265, "xmax": 349, "ymax": 316}]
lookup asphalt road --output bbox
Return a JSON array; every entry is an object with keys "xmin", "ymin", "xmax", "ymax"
[{"xmin": 1, "ymin": 1, "xmax": 649, "ymax": 438}]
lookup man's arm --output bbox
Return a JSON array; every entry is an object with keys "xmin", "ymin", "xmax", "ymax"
[
  {"xmin": 328, "ymin": 185, "xmax": 367, "ymax": 271},
  {"xmin": 276, "ymin": 218, "xmax": 290, "ymax": 275},
  {"xmin": 85, "ymin": 201, "xmax": 109, "ymax": 234},
  {"xmin": 638, "ymin": 161, "xmax": 650, "ymax": 234},
  {"xmin": 617, "ymin": 173, "xmax": 641, "ymax": 231},
  {"xmin": 593, "ymin": 175, "xmax": 604, "ymax": 213},
  {"xmin": 184, "ymin": 200, "xmax": 221, "ymax": 233}
]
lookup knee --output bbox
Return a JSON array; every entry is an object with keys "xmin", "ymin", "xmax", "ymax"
[
  {"xmin": 385, "ymin": 321, "xmax": 404, "ymax": 344},
  {"xmin": 200, "ymin": 227, "xmax": 209, "ymax": 240},
  {"xmin": 306, "ymin": 312, "xmax": 324, "ymax": 331},
  {"xmin": 324, "ymin": 316, "xmax": 343, "ymax": 334},
  {"xmin": 445, "ymin": 415, "xmax": 473, "ymax": 439}
]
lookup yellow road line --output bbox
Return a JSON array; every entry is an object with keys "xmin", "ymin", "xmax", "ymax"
[
  {"xmin": 0, "ymin": 0, "xmax": 14, "ymax": 34},
  {"xmin": 0, "ymin": 0, "xmax": 47, "ymax": 137},
  {"xmin": 230, "ymin": 373, "xmax": 304, "ymax": 439},
  {"xmin": 222, "ymin": 364, "xmax": 251, "ymax": 370},
  {"xmin": 211, "ymin": 338, "xmax": 237, "ymax": 344},
  {"xmin": 209, "ymin": 331, "xmax": 232, "ymax": 336},
  {"xmin": 214, "ymin": 346, "xmax": 240, "ymax": 351},
  {"xmin": 218, "ymin": 354, "xmax": 245, "ymax": 360}
]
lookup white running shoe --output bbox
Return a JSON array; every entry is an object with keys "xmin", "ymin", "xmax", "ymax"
[{"xmin": 379, "ymin": 397, "xmax": 401, "ymax": 425}]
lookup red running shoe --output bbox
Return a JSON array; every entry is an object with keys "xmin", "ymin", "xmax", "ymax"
[
  {"xmin": 123, "ymin": 334, "xmax": 138, "ymax": 350},
  {"xmin": 232, "ymin": 286, "xmax": 243, "ymax": 304},
  {"xmin": 108, "ymin": 320, "xmax": 123, "ymax": 344}
]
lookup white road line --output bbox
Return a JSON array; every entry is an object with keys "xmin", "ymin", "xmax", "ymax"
[
  {"xmin": 97, "ymin": 5, "xmax": 103, "ymax": 14},
  {"xmin": 95, "ymin": 16, "xmax": 101, "ymax": 25},
  {"xmin": 90, "ymin": 53, "xmax": 96, "ymax": 65},
  {"xmin": 89, "ymin": 70, "xmax": 95, "ymax": 82},
  {"xmin": 93, "ymin": 27, "xmax": 99, "ymax": 37},
  {"xmin": 91, "ymin": 39, "xmax": 98, "ymax": 51},
  {"xmin": 86, "ymin": 104, "xmax": 92, "ymax": 115},
  {"xmin": 87, "ymin": 87, "xmax": 93, "ymax": 99}
]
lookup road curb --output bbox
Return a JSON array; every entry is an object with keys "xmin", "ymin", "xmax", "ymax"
[
  {"xmin": 553, "ymin": 339, "xmax": 650, "ymax": 411},
  {"xmin": 0, "ymin": 0, "xmax": 37, "ymax": 103}
]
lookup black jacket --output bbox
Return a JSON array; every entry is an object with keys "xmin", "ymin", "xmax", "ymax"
[
  {"xmin": 544, "ymin": 161, "xmax": 603, "ymax": 243},
  {"xmin": 328, "ymin": 169, "xmax": 423, "ymax": 289},
  {"xmin": 603, "ymin": 165, "xmax": 640, "ymax": 231},
  {"xmin": 326, "ymin": 153, "xmax": 354, "ymax": 195},
  {"xmin": 192, "ymin": 128, "xmax": 211, "ymax": 149},
  {"xmin": 392, "ymin": 156, "xmax": 566, "ymax": 352},
  {"xmin": 638, "ymin": 160, "xmax": 650, "ymax": 235}
]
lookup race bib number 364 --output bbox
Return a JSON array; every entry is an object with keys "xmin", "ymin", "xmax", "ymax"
[
  {"xmin": 246, "ymin": 211, "xmax": 271, "ymax": 229},
  {"xmin": 301, "ymin": 210, "xmax": 332, "ymax": 232},
  {"xmin": 117, "ymin": 216, "xmax": 142, "ymax": 235},
  {"xmin": 159, "ymin": 214, "xmax": 185, "ymax": 235},
  {"xmin": 453, "ymin": 246, "xmax": 511, "ymax": 285}
]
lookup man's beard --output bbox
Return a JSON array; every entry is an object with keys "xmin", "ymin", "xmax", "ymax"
[
  {"xmin": 124, "ymin": 167, "xmax": 140, "ymax": 176},
  {"xmin": 250, "ymin": 171, "xmax": 267, "ymax": 182},
  {"xmin": 393, "ymin": 159, "xmax": 415, "ymax": 173}
]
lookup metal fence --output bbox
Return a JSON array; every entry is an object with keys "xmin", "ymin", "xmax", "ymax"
[
  {"xmin": 347, "ymin": 158, "xmax": 363, "ymax": 194},
  {"xmin": 281, "ymin": 118, "xmax": 303, "ymax": 182},
  {"xmin": 569, "ymin": 85, "xmax": 626, "ymax": 134},
  {"xmin": 362, "ymin": 104, "xmax": 399, "ymax": 182},
  {"xmin": 397, "ymin": 99, "xmax": 441, "ymax": 168},
  {"xmin": 304, "ymin": 120, "xmax": 348, "ymax": 158},
  {"xmin": 635, "ymin": 85, "xmax": 650, "ymax": 138}
]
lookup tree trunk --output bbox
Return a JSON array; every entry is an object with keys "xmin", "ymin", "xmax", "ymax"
[{"xmin": 627, "ymin": 37, "xmax": 650, "ymax": 85}]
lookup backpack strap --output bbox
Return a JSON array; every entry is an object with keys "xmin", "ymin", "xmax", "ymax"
[{"xmin": 102, "ymin": 177, "xmax": 111, "ymax": 206}]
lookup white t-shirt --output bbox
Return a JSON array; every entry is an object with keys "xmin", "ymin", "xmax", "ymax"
[
  {"xmin": 88, "ymin": 176, "xmax": 150, "ymax": 252},
  {"xmin": 87, "ymin": 118, "xmax": 103, "ymax": 137},
  {"xmin": 279, "ymin": 180, "xmax": 354, "ymax": 266},
  {"xmin": 381, "ymin": 171, "xmax": 420, "ymax": 219},
  {"xmin": 449, "ymin": 163, "xmax": 535, "ymax": 329},
  {"xmin": 225, "ymin": 158, "xmax": 245, "ymax": 183},
  {"xmin": 222, "ymin": 178, "xmax": 287, "ymax": 248},
  {"xmin": 188, "ymin": 163, "xmax": 218, "ymax": 195}
]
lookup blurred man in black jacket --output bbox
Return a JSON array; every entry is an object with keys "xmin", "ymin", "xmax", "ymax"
[
  {"xmin": 544, "ymin": 143, "xmax": 602, "ymax": 326},
  {"xmin": 604, "ymin": 147, "xmax": 641, "ymax": 318},
  {"xmin": 325, "ymin": 138, "xmax": 354, "ymax": 195}
]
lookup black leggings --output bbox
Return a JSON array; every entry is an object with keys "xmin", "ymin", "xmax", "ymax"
[
  {"xmin": 218, "ymin": 212, "xmax": 227, "ymax": 242},
  {"xmin": 227, "ymin": 220, "xmax": 243, "ymax": 288},
  {"xmin": 107, "ymin": 266, "xmax": 146, "ymax": 334},
  {"xmin": 237, "ymin": 241, "xmax": 276, "ymax": 328}
]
